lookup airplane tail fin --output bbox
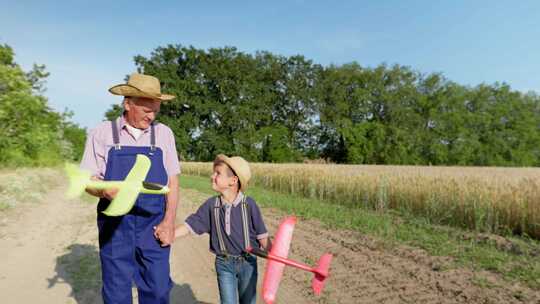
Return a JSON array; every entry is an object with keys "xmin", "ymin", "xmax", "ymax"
[
  {"xmin": 65, "ymin": 163, "xmax": 91, "ymax": 199},
  {"xmin": 312, "ymin": 253, "xmax": 332, "ymax": 295}
]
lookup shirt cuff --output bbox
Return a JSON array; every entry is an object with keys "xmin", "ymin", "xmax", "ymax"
[{"xmin": 256, "ymin": 232, "xmax": 269, "ymax": 240}]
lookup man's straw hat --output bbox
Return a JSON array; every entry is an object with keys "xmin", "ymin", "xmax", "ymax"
[
  {"xmin": 109, "ymin": 73, "xmax": 175, "ymax": 101},
  {"xmin": 215, "ymin": 154, "xmax": 251, "ymax": 192}
]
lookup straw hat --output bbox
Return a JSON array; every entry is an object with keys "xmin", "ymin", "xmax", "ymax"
[
  {"xmin": 109, "ymin": 73, "xmax": 175, "ymax": 101},
  {"xmin": 215, "ymin": 154, "xmax": 251, "ymax": 191}
]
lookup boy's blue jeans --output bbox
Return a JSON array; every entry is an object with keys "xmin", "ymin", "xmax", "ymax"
[{"xmin": 215, "ymin": 254, "xmax": 258, "ymax": 304}]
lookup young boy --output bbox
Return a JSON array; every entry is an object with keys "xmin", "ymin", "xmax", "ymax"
[{"xmin": 173, "ymin": 154, "xmax": 269, "ymax": 304}]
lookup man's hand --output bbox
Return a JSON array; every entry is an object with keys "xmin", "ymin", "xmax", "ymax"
[
  {"xmin": 101, "ymin": 188, "xmax": 119, "ymax": 200},
  {"xmin": 85, "ymin": 176, "xmax": 118, "ymax": 199},
  {"xmin": 153, "ymin": 174, "xmax": 178, "ymax": 247},
  {"xmin": 153, "ymin": 219, "xmax": 175, "ymax": 247}
]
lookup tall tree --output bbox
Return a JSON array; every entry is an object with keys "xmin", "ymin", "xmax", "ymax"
[{"xmin": 103, "ymin": 44, "xmax": 540, "ymax": 166}]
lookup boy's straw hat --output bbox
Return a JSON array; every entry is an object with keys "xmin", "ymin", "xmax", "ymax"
[
  {"xmin": 109, "ymin": 73, "xmax": 175, "ymax": 101},
  {"xmin": 215, "ymin": 154, "xmax": 251, "ymax": 191}
]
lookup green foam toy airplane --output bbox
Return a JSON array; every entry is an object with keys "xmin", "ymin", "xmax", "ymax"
[{"xmin": 65, "ymin": 154, "xmax": 170, "ymax": 216}]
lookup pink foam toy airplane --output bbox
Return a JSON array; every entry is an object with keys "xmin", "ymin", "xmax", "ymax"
[{"xmin": 247, "ymin": 216, "xmax": 332, "ymax": 304}]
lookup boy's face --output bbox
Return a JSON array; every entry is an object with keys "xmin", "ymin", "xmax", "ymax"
[{"xmin": 211, "ymin": 163, "xmax": 239, "ymax": 193}]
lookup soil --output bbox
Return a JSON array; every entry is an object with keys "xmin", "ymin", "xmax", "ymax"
[{"xmin": 0, "ymin": 184, "xmax": 538, "ymax": 304}]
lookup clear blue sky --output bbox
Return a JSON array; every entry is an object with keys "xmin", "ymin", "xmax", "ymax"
[{"xmin": 1, "ymin": 1, "xmax": 539, "ymax": 128}]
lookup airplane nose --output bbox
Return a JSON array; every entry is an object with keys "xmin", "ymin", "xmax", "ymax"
[{"xmin": 142, "ymin": 181, "xmax": 166, "ymax": 190}]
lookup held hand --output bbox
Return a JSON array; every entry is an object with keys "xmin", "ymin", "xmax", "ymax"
[{"xmin": 153, "ymin": 220, "xmax": 175, "ymax": 247}]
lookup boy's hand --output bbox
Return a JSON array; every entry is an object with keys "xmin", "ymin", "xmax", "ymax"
[
  {"xmin": 259, "ymin": 237, "xmax": 271, "ymax": 251},
  {"xmin": 265, "ymin": 237, "xmax": 273, "ymax": 252},
  {"xmin": 153, "ymin": 220, "xmax": 175, "ymax": 247}
]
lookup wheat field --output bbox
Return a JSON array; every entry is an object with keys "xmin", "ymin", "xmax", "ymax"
[{"xmin": 182, "ymin": 162, "xmax": 540, "ymax": 239}]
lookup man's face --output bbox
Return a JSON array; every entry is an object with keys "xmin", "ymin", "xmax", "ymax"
[{"xmin": 124, "ymin": 97, "xmax": 161, "ymax": 129}]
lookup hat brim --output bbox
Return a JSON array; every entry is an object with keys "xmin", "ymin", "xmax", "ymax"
[{"xmin": 109, "ymin": 84, "xmax": 175, "ymax": 101}]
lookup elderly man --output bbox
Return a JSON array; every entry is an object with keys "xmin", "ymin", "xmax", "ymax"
[{"xmin": 80, "ymin": 73, "xmax": 180, "ymax": 303}]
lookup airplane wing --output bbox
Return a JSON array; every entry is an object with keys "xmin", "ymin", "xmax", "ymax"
[
  {"xmin": 123, "ymin": 154, "xmax": 152, "ymax": 183},
  {"xmin": 101, "ymin": 154, "xmax": 151, "ymax": 216},
  {"xmin": 262, "ymin": 216, "xmax": 296, "ymax": 304}
]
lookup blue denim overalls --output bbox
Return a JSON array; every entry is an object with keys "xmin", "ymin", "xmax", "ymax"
[{"xmin": 97, "ymin": 120, "xmax": 172, "ymax": 304}]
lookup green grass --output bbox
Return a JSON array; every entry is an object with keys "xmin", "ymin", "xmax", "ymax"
[
  {"xmin": 0, "ymin": 201, "xmax": 9, "ymax": 211},
  {"xmin": 180, "ymin": 174, "xmax": 540, "ymax": 290}
]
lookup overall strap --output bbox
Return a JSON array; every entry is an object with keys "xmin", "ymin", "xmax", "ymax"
[
  {"xmin": 213, "ymin": 197, "xmax": 228, "ymax": 255},
  {"xmin": 150, "ymin": 122, "xmax": 156, "ymax": 151},
  {"xmin": 240, "ymin": 196, "xmax": 250, "ymax": 250},
  {"xmin": 111, "ymin": 120, "xmax": 121, "ymax": 150}
]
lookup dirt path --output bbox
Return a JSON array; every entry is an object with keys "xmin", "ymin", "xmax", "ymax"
[
  {"xmin": 0, "ymin": 183, "xmax": 539, "ymax": 303},
  {"xmin": 0, "ymin": 184, "xmax": 304, "ymax": 304}
]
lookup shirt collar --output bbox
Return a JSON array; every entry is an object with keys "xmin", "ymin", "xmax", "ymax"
[
  {"xmin": 220, "ymin": 191, "xmax": 244, "ymax": 207},
  {"xmin": 119, "ymin": 115, "xmax": 151, "ymax": 133}
]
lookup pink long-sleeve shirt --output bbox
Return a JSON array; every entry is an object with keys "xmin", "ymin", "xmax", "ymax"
[{"xmin": 80, "ymin": 116, "xmax": 181, "ymax": 179}]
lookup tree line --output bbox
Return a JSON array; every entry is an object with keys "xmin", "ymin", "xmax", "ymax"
[
  {"xmin": 0, "ymin": 44, "xmax": 85, "ymax": 167},
  {"xmin": 106, "ymin": 44, "xmax": 540, "ymax": 166},
  {"xmin": 2, "ymin": 42, "xmax": 538, "ymax": 167}
]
